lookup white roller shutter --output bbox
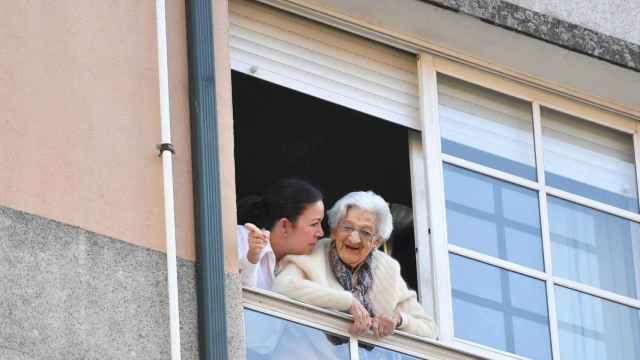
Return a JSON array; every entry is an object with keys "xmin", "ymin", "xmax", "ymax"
[{"xmin": 229, "ymin": 0, "xmax": 420, "ymax": 130}]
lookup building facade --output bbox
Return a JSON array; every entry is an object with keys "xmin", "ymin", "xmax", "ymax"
[{"xmin": 1, "ymin": 0, "xmax": 639, "ymax": 359}]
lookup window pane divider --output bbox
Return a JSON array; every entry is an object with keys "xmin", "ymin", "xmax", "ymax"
[
  {"xmin": 442, "ymin": 148, "xmax": 640, "ymax": 224},
  {"xmin": 553, "ymin": 277, "xmax": 640, "ymax": 309},
  {"xmin": 545, "ymin": 185, "xmax": 640, "ymax": 223},
  {"xmin": 633, "ymin": 128, "xmax": 640, "ymax": 212},
  {"xmin": 448, "ymin": 244, "xmax": 548, "ymax": 282},
  {"xmin": 349, "ymin": 337, "xmax": 359, "ymax": 360},
  {"xmin": 533, "ymin": 101, "xmax": 562, "ymax": 360},
  {"xmin": 441, "ymin": 154, "xmax": 540, "ymax": 191},
  {"xmin": 447, "ymin": 248, "xmax": 640, "ymax": 310}
]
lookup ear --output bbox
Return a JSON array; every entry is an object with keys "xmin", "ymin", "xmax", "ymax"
[
  {"xmin": 275, "ymin": 218, "xmax": 291, "ymax": 235},
  {"xmin": 373, "ymin": 238, "xmax": 384, "ymax": 249}
]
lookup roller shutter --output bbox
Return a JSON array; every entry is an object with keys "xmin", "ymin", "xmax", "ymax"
[{"xmin": 229, "ymin": 0, "xmax": 420, "ymax": 130}]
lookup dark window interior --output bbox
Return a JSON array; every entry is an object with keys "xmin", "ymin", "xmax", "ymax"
[{"xmin": 232, "ymin": 70, "xmax": 419, "ymax": 291}]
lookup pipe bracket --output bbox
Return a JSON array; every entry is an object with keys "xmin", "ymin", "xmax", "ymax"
[{"xmin": 157, "ymin": 143, "xmax": 176, "ymax": 157}]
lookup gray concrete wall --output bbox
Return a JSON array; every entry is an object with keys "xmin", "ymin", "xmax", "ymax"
[
  {"xmin": 225, "ymin": 273, "xmax": 246, "ymax": 360},
  {"xmin": 0, "ymin": 206, "xmax": 199, "ymax": 360},
  {"xmin": 508, "ymin": 0, "xmax": 640, "ymax": 45},
  {"xmin": 418, "ymin": 0, "xmax": 640, "ymax": 71}
]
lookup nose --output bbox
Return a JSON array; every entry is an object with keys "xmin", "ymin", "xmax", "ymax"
[{"xmin": 347, "ymin": 231, "xmax": 362, "ymax": 244}]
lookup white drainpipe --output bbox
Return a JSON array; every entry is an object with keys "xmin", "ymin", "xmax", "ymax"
[{"xmin": 155, "ymin": 1, "xmax": 182, "ymax": 359}]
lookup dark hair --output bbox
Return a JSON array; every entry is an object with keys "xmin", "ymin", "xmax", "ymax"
[{"xmin": 237, "ymin": 178, "xmax": 323, "ymax": 230}]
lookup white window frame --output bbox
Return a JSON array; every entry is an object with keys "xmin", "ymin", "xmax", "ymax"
[
  {"xmin": 234, "ymin": 1, "xmax": 640, "ymax": 359},
  {"xmin": 422, "ymin": 53, "xmax": 640, "ymax": 360},
  {"xmin": 243, "ymin": 287, "xmax": 482, "ymax": 360}
]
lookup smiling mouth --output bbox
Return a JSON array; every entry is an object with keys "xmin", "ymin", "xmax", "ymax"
[{"xmin": 345, "ymin": 244, "xmax": 360, "ymax": 250}]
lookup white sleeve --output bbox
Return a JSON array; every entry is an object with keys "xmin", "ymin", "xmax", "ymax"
[
  {"xmin": 273, "ymin": 261, "xmax": 353, "ymax": 311},
  {"xmin": 237, "ymin": 225, "xmax": 260, "ymax": 288},
  {"xmin": 396, "ymin": 312, "xmax": 409, "ymax": 330},
  {"xmin": 393, "ymin": 262, "xmax": 438, "ymax": 338}
]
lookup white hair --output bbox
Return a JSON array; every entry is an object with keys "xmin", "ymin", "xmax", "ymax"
[{"xmin": 327, "ymin": 191, "xmax": 393, "ymax": 241}]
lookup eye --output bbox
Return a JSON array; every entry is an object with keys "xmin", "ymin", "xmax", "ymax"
[{"xmin": 361, "ymin": 230, "xmax": 373, "ymax": 239}]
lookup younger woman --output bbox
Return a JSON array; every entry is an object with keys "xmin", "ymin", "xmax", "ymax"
[{"xmin": 237, "ymin": 178, "xmax": 325, "ymax": 290}]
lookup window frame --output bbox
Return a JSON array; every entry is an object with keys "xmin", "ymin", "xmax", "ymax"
[
  {"xmin": 422, "ymin": 53, "xmax": 640, "ymax": 360},
  {"xmin": 243, "ymin": 287, "xmax": 482, "ymax": 360},
  {"xmin": 230, "ymin": 1, "xmax": 640, "ymax": 359}
]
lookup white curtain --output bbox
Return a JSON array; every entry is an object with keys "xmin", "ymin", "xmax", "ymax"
[
  {"xmin": 542, "ymin": 107, "xmax": 637, "ymax": 206},
  {"xmin": 549, "ymin": 198, "xmax": 640, "ymax": 360},
  {"xmin": 438, "ymin": 74, "xmax": 535, "ymax": 172}
]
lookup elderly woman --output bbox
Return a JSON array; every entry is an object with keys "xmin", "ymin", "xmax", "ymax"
[{"xmin": 273, "ymin": 191, "xmax": 437, "ymax": 338}]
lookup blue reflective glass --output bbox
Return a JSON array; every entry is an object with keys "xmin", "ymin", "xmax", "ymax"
[
  {"xmin": 444, "ymin": 164, "xmax": 544, "ymax": 270},
  {"xmin": 358, "ymin": 343, "xmax": 421, "ymax": 360},
  {"xmin": 244, "ymin": 309, "xmax": 350, "ymax": 359},
  {"xmin": 438, "ymin": 74, "xmax": 536, "ymax": 180},
  {"xmin": 549, "ymin": 196, "xmax": 640, "ymax": 299},
  {"xmin": 555, "ymin": 286, "xmax": 640, "ymax": 360},
  {"xmin": 450, "ymin": 254, "xmax": 552, "ymax": 360},
  {"xmin": 541, "ymin": 107, "xmax": 638, "ymax": 212}
]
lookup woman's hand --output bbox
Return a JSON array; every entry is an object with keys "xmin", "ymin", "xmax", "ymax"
[
  {"xmin": 244, "ymin": 223, "xmax": 270, "ymax": 264},
  {"xmin": 371, "ymin": 312, "xmax": 400, "ymax": 338},
  {"xmin": 348, "ymin": 298, "xmax": 371, "ymax": 335}
]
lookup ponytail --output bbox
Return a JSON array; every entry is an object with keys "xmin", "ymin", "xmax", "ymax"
[{"xmin": 237, "ymin": 195, "xmax": 267, "ymax": 226}]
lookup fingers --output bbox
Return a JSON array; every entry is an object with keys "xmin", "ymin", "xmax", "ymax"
[
  {"xmin": 245, "ymin": 223, "xmax": 270, "ymax": 264},
  {"xmin": 349, "ymin": 316, "xmax": 369, "ymax": 335},
  {"xmin": 380, "ymin": 320, "xmax": 393, "ymax": 337},
  {"xmin": 243, "ymin": 223, "xmax": 260, "ymax": 234},
  {"xmin": 349, "ymin": 322, "xmax": 362, "ymax": 335},
  {"xmin": 244, "ymin": 223, "xmax": 270, "ymax": 244},
  {"xmin": 348, "ymin": 302, "xmax": 398, "ymax": 338},
  {"xmin": 349, "ymin": 300, "xmax": 371, "ymax": 335},
  {"xmin": 371, "ymin": 316, "xmax": 395, "ymax": 338},
  {"xmin": 371, "ymin": 318, "xmax": 380, "ymax": 337}
]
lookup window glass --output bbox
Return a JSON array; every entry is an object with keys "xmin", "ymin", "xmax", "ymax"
[
  {"xmin": 549, "ymin": 196, "xmax": 640, "ymax": 299},
  {"xmin": 358, "ymin": 343, "xmax": 421, "ymax": 360},
  {"xmin": 541, "ymin": 107, "xmax": 638, "ymax": 212},
  {"xmin": 450, "ymin": 254, "xmax": 552, "ymax": 360},
  {"xmin": 444, "ymin": 164, "xmax": 544, "ymax": 270},
  {"xmin": 244, "ymin": 309, "xmax": 350, "ymax": 359},
  {"xmin": 438, "ymin": 74, "xmax": 536, "ymax": 180},
  {"xmin": 555, "ymin": 286, "xmax": 640, "ymax": 360}
]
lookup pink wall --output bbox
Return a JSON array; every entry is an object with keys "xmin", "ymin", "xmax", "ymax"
[{"xmin": 0, "ymin": 0, "xmax": 197, "ymax": 261}]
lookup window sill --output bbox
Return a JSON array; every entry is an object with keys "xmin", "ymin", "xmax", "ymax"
[{"xmin": 242, "ymin": 287, "xmax": 488, "ymax": 360}]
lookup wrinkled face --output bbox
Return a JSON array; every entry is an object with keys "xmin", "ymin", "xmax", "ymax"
[
  {"xmin": 332, "ymin": 207, "xmax": 381, "ymax": 270},
  {"xmin": 285, "ymin": 201, "xmax": 325, "ymax": 256}
]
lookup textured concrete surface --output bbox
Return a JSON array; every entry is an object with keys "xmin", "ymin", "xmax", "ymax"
[
  {"xmin": 0, "ymin": 206, "xmax": 199, "ymax": 360},
  {"xmin": 418, "ymin": 0, "xmax": 640, "ymax": 71},
  {"xmin": 178, "ymin": 259, "xmax": 200, "ymax": 360},
  {"xmin": 224, "ymin": 272, "xmax": 246, "ymax": 360},
  {"xmin": 0, "ymin": 347, "xmax": 33, "ymax": 360},
  {"xmin": 508, "ymin": 0, "xmax": 640, "ymax": 45}
]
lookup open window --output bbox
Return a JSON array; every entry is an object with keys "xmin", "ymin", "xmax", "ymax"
[
  {"xmin": 233, "ymin": 70, "xmax": 423, "ymax": 292},
  {"xmin": 228, "ymin": 1, "xmax": 640, "ymax": 359},
  {"xmin": 230, "ymin": 1, "xmax": 437, "ymax": 357},
  {"xmin": 230, "ymin": 0, "xmax": 431, "ymax": 298}
]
